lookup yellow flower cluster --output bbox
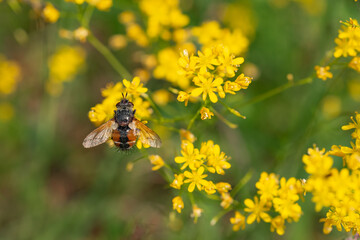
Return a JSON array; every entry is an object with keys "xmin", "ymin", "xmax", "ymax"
[
  {"xmin": 65, "ymin": 0, "xmax": 112, "ymax": 11},
  {"xmin": 177, "ymin": 46, "xmax": 251, "ymax": 105},
  {"xmin": 314, "ymin": 65, "xmax": 333, "ymax": 81},
  {"xmin": 171, "ymin": 139, "xmax": 233, "ymax": 220},
  {"xmin": 303, "ymin": 112, "xmax": 360, "ymax": 235},
  {"xmin": 88, "ymin": 77, "xmax": 152, "ymax": 126},
  {"xmin": 138, "ymin": 0, "xmax": 189, "ymax": 39},
  {"xmin": 42, "ymin": 2, "xmax": 60, "ymax": 23},
  {"xmin": 192, "ymin": 21, "xmax": 249, "ymax": 56},
  {"xmin": 0, "ymin": 55, "xmax": 20, "ymax": 122},
  {"xmin": 47, "ymin": 46, "xmax": 85, "ymax": 96},
  {"xmin": 118, "ymin": 11, "xmax": 149, "ymax": 47},
  {"xmin": 0, "ymin": 55, "xmax": 21, "ymax": 95},
  {"xmin": 231, "ymin": 172, "xmax": 304, "ymax": 235},
  {"xmin": 334, "ymin": 18, "xmax": 360, "ymax": 58}
]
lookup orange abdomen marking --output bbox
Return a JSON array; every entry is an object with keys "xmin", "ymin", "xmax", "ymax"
[{"xmin": 112, "ymin": 128, "xmax": 137, "ymax": 149}]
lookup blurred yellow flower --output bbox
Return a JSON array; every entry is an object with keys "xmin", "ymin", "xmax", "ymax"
[
  {"xmin": 42, "ymin": 2, "xmax": 60, "ymax": 23},
  {"xmin": 270, "ymin": 216, "xmax": 285, "ymax": 235},
  {"xmin": 126, "ymin": 24, "xmax": 149, "ymax": 47},
  {"xmin": 215, "ymin": 182, "xmax": 232, "ymax": 194},
  {"xmin": 321, "ymin": 95, "xmax": 341, "ymax": 119},
  {"xmin": 152, "ymin": 89, "xmax": 171, "ymax": 106},
  {"xmin": 314, "ymin": 65, "xmax": 333, "ymax": 81},
  {"xmin": 108, "ymin": 34, "xmax": 127, "ymax": 50},
  {"xmin": 244, "ymin": 196, "xmax": 271, "ymax": 224},
  {"xmin": 73, "ymin": 27, "xmax": 89, "ymax": 43},
  {"xmin": 48, "ymin": 46, "xmax": 85, "ymax": 83},
  {"xmin": 170, "ymin": 173, "xmax": 184, "ymax": 189},
  {"xmin": 180, "ymin": 129, "xmax": 196, "ymax": 143},
  {"xmin": 149, "ymin": 155, "xmax": 165, "ymax": 171},
  {"xmin": 118, "ymin": 11, "xmax": 135, "ymax": 25},
  {"xmin": 220, "ymin": 193, "xmax": 233, "ymax": 209},
  {"xmin": 230, "ymin": 211, "xmax": 246, "ymax": 231},
  {"xmin": 348, "ymin": 80, "xmax": 360, "ymax": 102},
  {"xmin": 0, "ymin": 55, "xmax": 21, "ymax": 95},
  {"xmin": 87, "ymin": 0, "xmax": 112, "ymax": 11},
  {"xmin": 200, "ymin": 107, "xmax": 214, "ymax": 120},
  {"xmin": 349, "ymin": 56, "xmax": 360, "ymax": 72},
  {"xmin": 177, "ymin": 91, "xmax": 190, "ymax": 106},
  {"xmin": 190, "ymin": 205, "xmax": 203, "ymax": 223},
  {"xmin": 172, "ymin": 196, "xmax": 184, "ymax": 213}
]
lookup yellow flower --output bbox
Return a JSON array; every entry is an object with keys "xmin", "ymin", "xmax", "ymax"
[
  {"xmin": 206, "ymin": 144, "xmax": 231, "ymax": 175},
  {"xmin": 217, "ymin": 46, "xmax": 244, "ymax": 77},
  {"xmin": 203, "ymin": 180, "xmax": 216, "ymax": 194},
  {"xmin": 183, "ymin": 167, "xmax": 209, "ymax": 192},
  {"xmin": 230, "ymin": 211, "xmax": 246, "ymax": 231},
  {"xmin": 88, "ymin": 97, "xmax": 117, "ymax": 126},
  {"xmin": 193, "ymin": 48, "xmax": 219, "ymax": 72},
  {"xmin": 101, "ymin": 82, "xmax": 123, "ymax": 98},
  {"xmin": 42, "ymin": 2, "xmax": 60, "ymax": 23},
  {"xmin": 175, "ymin": 141, "xmax": 205, "ymax": 170},
  {"xmin": 149, "ymin": 155, "xmax": 165, "ymax": 171},
  {"xmin": 177, "ymin": 91, "xmax": 190, "ymax": 106},
  {"xmin": 256, "ymin": 172, "xmax": 279, "ymax": 201},
  {"xmin": 108, "ymin": 34, "xmax": 127, "ymax": 50},
  {"xmin": 191, "ymin": 75, "xmax": 223, "ymax": 103},
  {"xmin": 48, "ymin": 46, "xmax": 85, "ymax": 83},
  {"xmin": 123, "ymin": 77, "xmax": 148, "ymax": 97},
  {"xmin": 349, "ymin": 56, "xmax": 360, "ymax": 72},
  {"xmin": 0, "ymin": 55, "xmax": 21, "ymax": 95},
  {"xmin": 172, "ymin": 196, "xmax": 184, "ymax": 213},
  {"xmin": 180, "ymin": 129, "xmax": 196, "ymax": 143},
  {"xmin": 235, "ymin": 73, "xmax": 252, "ymax": 89},
  {"xmin": 244, "ymin": 196, "xmax": 271, "ymax": 224},
  {"xmin": 87, "ymin": 0, "xmax": 112, "ymax": 11},
  {"xmin": 270, "ymin": 216, "xmax": 285, "ymax": 235},
  {"xmin": 273, "ymin": 197, "xmax": 302, "ymax": 221},
  {"xmin": 178, "ymin": 49, "xmax": 197, "ymax": 78},
  {"xmin": 126, "ymin": 24, "xmax": 149, "ymax": 47},
  {"xmin": 215, "ymin": 182, "xmax": 232, "ymax": 194},
  {"xmin": 224, "ymin": 81, "xmax": 241, "ymax": 94},
  {"xmin": 73, "ymin": 27, "xmax": 89, "ymax": 43},
  {"xmin": 199, "ymin": 140, "xmax": 215, "ymax": 156},
  {"xmin": 302, "ymin": 146, "xmax": 333, "ymax": 176},
  {"xmin": 334, "ymin": 19, "xmax": 360, "ymax": 58},
  {"xmin": 314, "ymin": 65, "xmax": 333, "ymax": 81},
  {"xmin": 154, "ymin": 48, "xmax": 190, "ymax": 89},
  {"xmin": 190, "ymin": 204, "xmax": 203, "ymax": 223},
  {"xmin": 170, "ymin": 173, "xmax": 184, "ymax": 189},
  {"xmin": 342, "ymin": 112, "xmax": 360, "ymax": 139},
  {"xmin": 118, "ymin": 11, "xmax": 135, "ymax": 25},
  {"xmin": 220, "ymin": 193, "xmax": 233, "ymax": 209},
  {"xmin": 200, "ymin": 107, "xmax": 214, "ymax": 120},
  {"xmin": 152, "ymin": 89, "xmax": 171, "ymax": 106}
]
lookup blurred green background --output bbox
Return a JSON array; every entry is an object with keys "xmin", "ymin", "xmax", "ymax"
[{"xmin": 0, "ymin": 0, "xmax": 359, "ymax": 239}]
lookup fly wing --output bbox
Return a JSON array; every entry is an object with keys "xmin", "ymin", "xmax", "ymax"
[
  {"xmin": 83, "ymin": 119, "xmax": 118, "ymax": 148},
  {"xmin": 130, "ymin": 119, "xmax": 161, "ymax": 148}
]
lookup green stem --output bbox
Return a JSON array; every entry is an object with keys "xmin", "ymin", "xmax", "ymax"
[
  {"xmin": 82, "ymin": 5, "xmax": 95, "ymax": 28},
  {"xmin": 87, "ymin": 34, "xmax": 132, "ymax": 80},
  {"xmin": 239, "ymin": 77, "xmax": 313, "ymax": 108},
  {"xmin": 211, "ymin": 107, "xmax": 238, "ymax": 129},
  {"xmin": 231, "ymin": 170, "xmax": 253, "ymax": 198},
  {"xmin": 187, "ymin": 105, "xmax": 203, "ymax": 130}
]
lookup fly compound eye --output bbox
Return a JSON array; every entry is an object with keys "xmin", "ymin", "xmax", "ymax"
[{"xmin": 116, "ymin": 102, "xmax": 121, "ymax": 108}]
